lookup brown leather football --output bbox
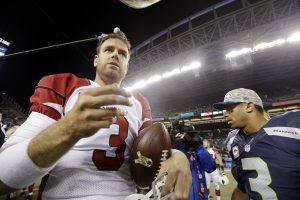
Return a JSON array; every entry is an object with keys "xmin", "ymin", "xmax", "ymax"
[{"xmin": 130, "ymin": 122, "xmax": 172, "ymax": 189}]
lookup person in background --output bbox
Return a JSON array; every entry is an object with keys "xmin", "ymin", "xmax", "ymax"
[
  {"xmin": 203, "ymin": 139, "xmax": 222, "ymax": 200},
  {"xmin": 184, "ymin": 132, "xmax": 216, "ymax": 200},
  {"xmin": 171, "ymin": 122, "xmax": 215, "ymax": 200}
]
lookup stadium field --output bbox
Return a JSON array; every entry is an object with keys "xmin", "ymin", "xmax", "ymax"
[{"xmin": 208, "ymin": 169, "xmax": 236, "ymax": 200}]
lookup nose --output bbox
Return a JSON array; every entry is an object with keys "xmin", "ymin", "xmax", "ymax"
[{"xmin": 111, "ymin": 50, "xmax": 119, "ymax": 60}]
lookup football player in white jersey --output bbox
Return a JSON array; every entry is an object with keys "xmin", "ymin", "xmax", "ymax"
[
  {"xmin": 203, "ymin": 139, "xmax": 222, "ymax": 200},
  {"xmin": 0, "ymin": 27, "xmax": 191, "ymax": 200}
]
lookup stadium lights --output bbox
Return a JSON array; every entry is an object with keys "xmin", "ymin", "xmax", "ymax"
[
  {"xmin": 0, "ymin": 38, "xmax": 10, "ymax": 46},
  {"xmin": 0, "ymin": 38, "xmax": 10, "ymax": 57},
  {"xmin": 225, "ymin": 48, "xmax": 252, "ymax": 59},
  {"xmin": 225, "ymin": 31, "xmax": 300, "ymax": 59},
  {"xmin": 253, "ymin": 39, "xmax": 286, "ymax": 51},
  {"xmin": 125, "ymin": 61, "xmax": 201, "ymax": 91},
  {"xmin": 146, "ymin": 74, "xmax": 162, "ymax": 84},
  {"xmin": 162, "ymin": 68, "xmax": 181, "ymax": 78},
  {"xmin": 131, "ymin": 80, "xmax": 147, "ymax": 90},
  {"xmin": 287, "ymin": 32, "xmax": 300, "ymax": 42}
]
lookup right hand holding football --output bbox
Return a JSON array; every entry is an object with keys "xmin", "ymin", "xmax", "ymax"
[{"xmin": 63, "ymin": 84, "xmax": 132, "ymax": 139}]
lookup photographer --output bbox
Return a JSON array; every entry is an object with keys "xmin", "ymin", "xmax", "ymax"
[{"xmin": 171, "ymin": 121, "xmax": 215, "ymax": 200}]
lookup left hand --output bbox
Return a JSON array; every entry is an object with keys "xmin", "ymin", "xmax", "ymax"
[{"xmin": 159, "ymin": 152, "xmax": 192, "ymax": 200}]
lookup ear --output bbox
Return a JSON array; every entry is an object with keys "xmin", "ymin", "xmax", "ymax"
[
  {"xmin": 93, "ymin": 55, "xmax": 98, "ymax": 67},
  {"xmin": 245, "ymin": 103, "xmax": 255, "ymax": 113}
]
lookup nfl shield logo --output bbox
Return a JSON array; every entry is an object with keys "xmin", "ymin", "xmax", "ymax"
[{"xmin": 245, "ymin": 144, "xmax": 251, "ymax": 152}]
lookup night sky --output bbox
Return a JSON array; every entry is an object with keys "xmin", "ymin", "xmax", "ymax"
[{"xmin": 0, "ymin": 0, "xmax": 221, "ymax": 109}]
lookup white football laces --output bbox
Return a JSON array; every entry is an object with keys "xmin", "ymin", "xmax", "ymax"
[{"xmin": 125, "ymin": 172, "xmax": 173, "ymax": 200}]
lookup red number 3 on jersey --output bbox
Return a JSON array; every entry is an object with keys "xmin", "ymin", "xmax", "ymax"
[{"xmin": 92, "ymin": 116, "xmax": 129, "ymax": 170}]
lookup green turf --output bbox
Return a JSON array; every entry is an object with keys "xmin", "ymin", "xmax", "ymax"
[{"xmin": 208, "ymin": 170, "xmax": 236, "ymax": 200}]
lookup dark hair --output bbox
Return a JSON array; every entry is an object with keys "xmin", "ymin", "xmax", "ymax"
[
  {"xmin": 96, "ymin": 29, "xmax": 131, "ymax": 55},
  {"xmin": 172, "ymin": 120, "xmax": 195, "ymax": 134},
  {"xmin": 184, "ymin": 131, "xmax": 203, "ymax": 151},
  {"xmin": 254, "ymin": 105, "xmax": 264, "ymax": 114}
]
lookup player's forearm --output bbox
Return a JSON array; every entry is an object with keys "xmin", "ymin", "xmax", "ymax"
[
  {"xmin": 231, "ymin": 187, "xmax": 248, "ymax": 200},
  {"xmin": 28, "ymin": 117, "xmax": 80, "ymax": 168},
  {"xmin": 0, "ymin": 139, "xmax": 53, "ymax": 189},
  {"xmin": 0, "ymin": 117, "xmax": 79, "ymax": 189}
]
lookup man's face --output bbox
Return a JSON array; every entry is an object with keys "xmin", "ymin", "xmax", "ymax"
[
  {"xmin": 224, "ymin": 103, "xmax": 248, "ymax": 129},
  {"xmin": 203, "ymin": 140, "xmax": 209, "ymax": 148},
  {"xmin": 94, "ymin": 38, "xmax": 130, "ymax": 85}
]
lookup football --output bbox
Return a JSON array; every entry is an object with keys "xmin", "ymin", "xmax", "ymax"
[
  {"xmin": 119, "ymin": 0, "xmax": 160, "ymax": 9},
  {"xmin": 219, "ymin": 175, "xmax": 229, "ymax": 185},
  {"xmin": 130, "ymin": 122, "xmax": 172, "ymax": 189}
]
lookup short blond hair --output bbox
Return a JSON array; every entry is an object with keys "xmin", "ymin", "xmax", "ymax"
[{"xmin": 96, "ymin": 28, "xmax": 131, "ymax": 55}]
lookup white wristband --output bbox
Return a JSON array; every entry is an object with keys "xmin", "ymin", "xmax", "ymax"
[{"xmin": 0, "ymin": 139, "xmax": 53, "ymax": 188}]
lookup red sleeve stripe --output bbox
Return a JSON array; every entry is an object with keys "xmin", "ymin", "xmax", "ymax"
[
  {"xmin": 35, "ymin": 86, "xmax": 66, "ymax": 99},
  {"xmin": 132, "ymin": 91, "xmax": 153, "ymax": 132}
]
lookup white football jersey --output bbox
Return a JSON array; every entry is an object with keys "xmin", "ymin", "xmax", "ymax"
[{"xmin": 4, "ymin": 73, "xmax": 152, "ymax": 200}]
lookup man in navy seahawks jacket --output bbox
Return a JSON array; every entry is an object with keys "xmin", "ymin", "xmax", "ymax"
[{"xmin": 214, "ymin": 88, "xmax": 300, "ymax": 200}]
